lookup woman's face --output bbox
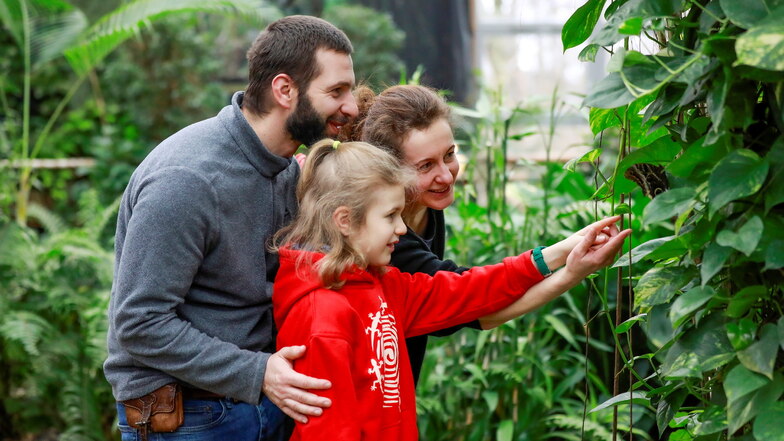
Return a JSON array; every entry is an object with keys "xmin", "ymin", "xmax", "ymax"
[{"xmin": 400, "ymin": 119, "xmax": 459, "ymax": 211}]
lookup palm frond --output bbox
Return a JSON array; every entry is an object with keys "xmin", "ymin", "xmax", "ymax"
[
  {"xmin": 0, "ymin": 0, "xmax": 76, "ymax": 47},
  {"xmin": 27, "ymin": 202, "xmax": 66, "ymax": 234},
  {"xmin": 64, "ymin": 0, "xmax": 280, "ymax": 76},
  {"xmin": 31, "ymin": 7, "xmax": 88, "ymax": 68}
]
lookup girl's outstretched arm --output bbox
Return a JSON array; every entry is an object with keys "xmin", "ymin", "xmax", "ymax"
[
  {"xmin": 479, "ymin": 223, "xmax": 632, "ymax": 329},
  {"xmin": 537, "ymin": 215, "xmax": 624, "ymax": 271}
]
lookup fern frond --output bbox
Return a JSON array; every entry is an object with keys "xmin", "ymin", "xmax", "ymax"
[
  {"xmin": 546, "ymin": 414, "xmax": 614, "ymax": 441},
  {"xmin": 27, "ymin": 202, "xmax": 66, "ymax": 234},
  {"xmin": 64, "ymin": 0, "xmax": 280, "ymax": 76},
  {"xmin": 0, "ymin": 221, "xmax": 40, "ymax": 269},
  {"xmin": 30, "ymin": 7, "xmax": 87, "ymax": 68},
  {"xmin": 82, "ymin": 193, "xmax": 120, "ymax": 240},
  {"xmin": 0, "ymin": 310, "xmax": 53, "ymax": 357}
]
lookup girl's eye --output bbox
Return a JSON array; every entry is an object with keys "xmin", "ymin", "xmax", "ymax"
[{"xmin": 418, "ymin": 162, "xmax": 432, "ymax": 172}]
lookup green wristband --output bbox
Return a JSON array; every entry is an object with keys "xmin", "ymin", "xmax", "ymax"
[{"xmin": 532, "ymin": 246, "xmax": 552, "ymax": 277}]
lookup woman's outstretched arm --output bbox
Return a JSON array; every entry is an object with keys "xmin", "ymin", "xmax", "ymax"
[{"xmin": 479, "ymin": 220, "xmax": 631, "ymax": 329}]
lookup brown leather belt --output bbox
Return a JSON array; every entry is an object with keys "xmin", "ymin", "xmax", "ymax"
[{"xmin": 181, "ymin": 387, "xmax": 225, "ymax": 400}]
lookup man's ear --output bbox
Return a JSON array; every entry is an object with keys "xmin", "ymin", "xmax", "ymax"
[
  {"xmin": 333, "ymin": 206, "xmax": 352, "ymax": 237},
  {"xmin": 270, "ymin": 73, "xmax": 297, "ymax": 110}
]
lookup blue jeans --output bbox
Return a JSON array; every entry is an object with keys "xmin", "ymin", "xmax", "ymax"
[{"xmin": 116, "ymin": 397, "xmax": 290, "ymax": 441}]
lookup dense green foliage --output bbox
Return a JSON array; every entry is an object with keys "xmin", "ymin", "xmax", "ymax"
[{"xmin": 558, "ymin": 0, "xmax": 784, "ymax": 440}]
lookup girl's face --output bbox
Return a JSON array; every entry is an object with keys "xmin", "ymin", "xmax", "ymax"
[
  {"xmin": 347, "ymin": 184, "xmax": 408, "ymax": 267},
  {"xmin": 400, "ymin": 119, "xmax": 458, "ymax": 211}
]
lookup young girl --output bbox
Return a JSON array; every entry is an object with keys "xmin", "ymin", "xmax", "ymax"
[{"xmin": 273, "ymin": 139, "xmax": 629, "ymax": 440}]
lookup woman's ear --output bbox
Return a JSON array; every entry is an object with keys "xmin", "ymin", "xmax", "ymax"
[
  {"xmin": 270, "ymin": 73, "xmax": 297, "ymax": 110},
  {"xmin": 333, "ymin": 206, "xmax": 352, "ymax": 237}
]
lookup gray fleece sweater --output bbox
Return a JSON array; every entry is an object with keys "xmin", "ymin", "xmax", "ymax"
[{"xmin": 104, "ymin": 92, "xmax": 299, "ymax": 404}]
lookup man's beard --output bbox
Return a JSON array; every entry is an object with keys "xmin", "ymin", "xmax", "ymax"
[{"xmin": 286, "ymin": 93, "xmax": 328, "ymax": 147}]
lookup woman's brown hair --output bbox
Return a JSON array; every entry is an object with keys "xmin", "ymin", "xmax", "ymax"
[{"xmin": 342, "ymin": 85, "xmax": 452, "ymax": 160}]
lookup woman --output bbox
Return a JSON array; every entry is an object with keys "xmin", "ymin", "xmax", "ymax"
[{"xmin": 343, "ymin": 85, "xmax": 622, "ymax": 384}]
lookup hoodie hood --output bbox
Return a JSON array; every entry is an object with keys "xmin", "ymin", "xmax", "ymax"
[{"xmin": 273, "ymin": 247, "xmax": 375, "ymax": 328}]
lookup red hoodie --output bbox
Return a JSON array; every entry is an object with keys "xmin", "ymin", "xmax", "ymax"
[{"xmin": 273, "ymin": 247, "xmax": 543, "ymax": 441}]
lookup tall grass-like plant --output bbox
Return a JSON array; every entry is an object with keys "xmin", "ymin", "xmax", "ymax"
[{"xmin": 562, "ymin": 0, "xmax": 784, "ymax": 439}]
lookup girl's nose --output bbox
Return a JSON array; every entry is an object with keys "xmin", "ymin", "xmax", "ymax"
[{"xmin": 394, "ymin": 216, "xmax": 407, "ymax": 235}]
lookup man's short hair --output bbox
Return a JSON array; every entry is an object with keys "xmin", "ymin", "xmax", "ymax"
[{"xmin": 244, "ymin": 15, "xmax": 353, "ymax": 116}]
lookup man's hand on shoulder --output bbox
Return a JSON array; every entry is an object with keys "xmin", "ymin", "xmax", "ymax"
[{"xmin": 263, "ymin": 345, "xmax": 332, "ymax": 423}]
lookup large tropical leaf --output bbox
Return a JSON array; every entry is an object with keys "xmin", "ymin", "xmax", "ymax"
[{"xmin": 64, "ymin": 0, "xmax": 279, "ymax": 76}]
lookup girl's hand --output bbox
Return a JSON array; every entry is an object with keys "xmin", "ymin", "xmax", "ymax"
[
  {"xmin": 542, "ymin": 216, "xmax": 624, "ymax": 270},
  {"xmin": 562, "ymin": 225, "xmax": 632, "ymax": 281}
]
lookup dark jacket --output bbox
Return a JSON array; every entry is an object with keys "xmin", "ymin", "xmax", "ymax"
[{"xmin": 390, "ymin": 208, "xmax": 481, "ymax": 385}]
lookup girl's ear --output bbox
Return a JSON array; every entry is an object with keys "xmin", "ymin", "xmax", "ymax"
[{"xmin": 333, "ymin": 206, "xmax": 352, "ymax": 237}]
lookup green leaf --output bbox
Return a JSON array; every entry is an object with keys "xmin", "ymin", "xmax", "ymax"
[
  {"xmin": 589, "ymin": 391, "xmax": 649, "ymax": 413},
  {"xmin": 669, "ymin": 286, "xmax": 715, "ymax": 327},
  {"xmin": 738, "ymin": 324, "xmax": 779, "ymax": 379},
  {"xmin": 614, "ymin": 203, "xmax": 631, "ymax": 215},
  {"xmin": 701, "ymin": 242, "xmax": 732, "ymax": 286},
  {"xmin": 727, "ymin": 318, "xmax": 759, "ymax": 351},
  {"xmin": 496, "ymin": 419, "xmax": 514, "ymax": 441},
  {"xmin": 725, "ymin": 364, "xmax": 770, "ymax": 404},
  {"xmin": 482, "ymin": 390, "xmax": 498, "ymax": 412},
  {"xmin": 615, "ymin": 313, "xmax": 647, "ymax": 334},
  {"xmin": 646, "ymin": 303, "xmax": 675, "ymax": 349},
  {"xmin": 562, "ymin": 0, "xmax": 606, "ymax": 51},
  {"xmin": 720, "ymin": 0, "xmax": 784, "ymax": 29},
  {"xmin": 669, "ymin": 429, "xmax": 692, "ymax": 441},
  {"xmin": 667, "ymin": 136, "xmax": 730, "ymax": 179},
  {"xmin": 643, "ymin": 187, "xmax": 695, "ymax": 226},
  {"xmin": 715, "ymin": 216, "xmax": 764, "ymax": 256},
  {"xmin": 584, "ymin": 72, "xmax": 637, "ymax": 109},
  {"xmin": 736, "ymin": 12, "xmax": 784, "ymax": 71},
  {"xmin": 779, "ymin": 317, "xmax": 784, "ymax": 351},
  {"xmin": 619, "ymin": 136, "xmax": 681, "ymax": 173},
  {"xmin": 765, "ymin": 138, "xmax": 784, "ymax": 212},
  {"xmin": 657, "ymin": 389, "xmax": 688, "ymax": 434},
  {"xmin": 619, "ymin": 16, "xmax": 643, "ymax": 35},
  {"xmin": 635, "ymin": 265, "xmax": 695, "ymax": 308},
  {"xmin": 589, "ymin": 107, "xmax": 622, "ymax": 134},
  {"xmin": 727, "ymin": 285, "xmax": 768, "ymax": 318},
  {"xmin": 661, "ymin": 314, "xmax": 734, "ymax": 378},
  {"xmin": 690, "ymin": 405, "xmax": 728, "ymax": 435},
  {"xmin": 544, "ymin": 314, "xmax": 578, "ymax": 349},
  {"xmin": 708, "ymin": 150, "xmax": 769, "ymax": 216},
  {"xmin": 612, "ymin": 235, "xmax": 675, "ymax": 268},
  {"xmin": 728, "ymin": 373, "xmax": 784, "ymax": 434},
  {"xmin": 564, "ymin": 148, "xmax": 602, "ymax": 171},
  {"xmin": 754, "ymin": 402, "xmax": 784, "ymax": 441},
  {"xmin": 578, "ymin": 43, "xmax": 600, "ymax": 62}
]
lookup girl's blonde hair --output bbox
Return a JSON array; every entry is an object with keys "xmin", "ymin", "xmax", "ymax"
[{"xmin": 274, "ymin": 139, "xmax": 415, "ymax": 288}]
